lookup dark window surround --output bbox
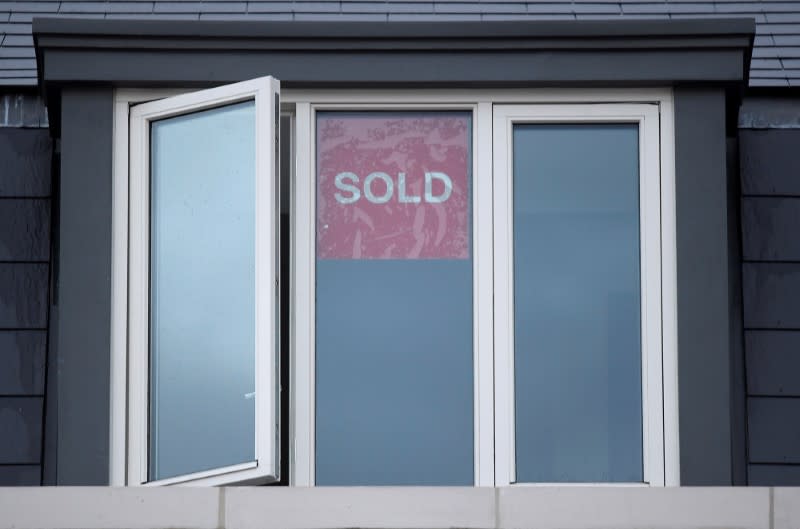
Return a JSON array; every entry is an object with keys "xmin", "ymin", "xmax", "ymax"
[{"xmin": 32, "ymin": 18, "xmax": 754, "ymax": 486}]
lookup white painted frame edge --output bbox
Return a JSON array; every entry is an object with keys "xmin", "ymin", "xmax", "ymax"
[
  {"xmin": 292, "ymin": 102, "xmax": 493, "ymax": 486},
  {"xmin": 492, "ymin": 101, "xmax": 676, "ymax": 487},
  {"xmin": 659, "ymin": 95, "xmax": 680, "ymax": 488},
  {"xmin": 124, "ymin": 76, "xmax": 280, "ymax": 486}
]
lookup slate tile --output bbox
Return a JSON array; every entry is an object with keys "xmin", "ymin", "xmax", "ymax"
[
  {"xmin": 743, "ymin": 263, "xmax": 800, "ymax": 329},
  {"xmin": 0, "ymin": 129, "xmax": 51, "ymax": 196},
  {"xmin": 740, "ymin": 129, "xmax": 800, "ymax": 195},
  {"xmin": 0, "ymin": 331, "xmax": 46, "ymax": 396},
  {"xmin": 2, "ymin": 35, "xmax": 33, "ymax": 47},
  {"xmin": 0, "ymin": 199, "xmax": 49, "ymax": 261},
  {"xmin": 246, "ymin": 1, "xmax": 294, "ymax": 12},
  {"xmin": 742, "ymin": 197, "xmax": 800, "ymax": 260},
  {"xmin": 0, "ymin": 397, "xmax": 43, "ymax": 464},
  {"xmin": 748, "ymin": 397, "xmax": 800, "ymax": 463},
  {"xmin": 0, "ymin": 465, "xmax": 40, "ymax": 485},
  {"xmin": 746, "ymin": 330, "xmax": 800, "ymax": 396},
  {"xmin": 200, "ymin": 1, "xmax": 247, "ymax": 12},
  {"xmin": 291, "ymin": 1, "xmax": 342, "ymax": 12},
  {"xmin": 58, "ymin": 2, "xmax": 111, "ymax": 13},
  {"xmin": 104, "ymin": 2, "xmax": 155, "ymax": 13},
  {"xmin": 749, "ymin": 464, "xmax": 800, "ymax": 486},
  {"xmin": 0, "ymin": 263, "xmax": 48, "ymax": 328}
]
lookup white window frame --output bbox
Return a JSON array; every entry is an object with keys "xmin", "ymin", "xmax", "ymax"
[
  {"xmin": 111, "ymin": 87, "xmax": 678, "ymax": 487},
  {"xmin": 492, "ymin": 103, "xmax": 666, "ymax": 486},
  {"xmin": 121, "ymin": 76, "xmax": 281, "ymax": 486},
  {"xmin": 290, "ymin": 100, "xmax": 495, "ymax": 486}
]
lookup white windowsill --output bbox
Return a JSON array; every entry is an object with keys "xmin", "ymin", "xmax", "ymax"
[{"xmin": 1, "ymin": 486, "xmax": 796, "ymax": 529}]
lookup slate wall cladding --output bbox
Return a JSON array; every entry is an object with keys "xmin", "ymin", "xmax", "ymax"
[
  {"xmin": 0, "ymin": 93, "xmax": 51, "ymax": 486},
  {"xmin": 740, "ymin": 125, "xmax": 800, "ymax": 485}
]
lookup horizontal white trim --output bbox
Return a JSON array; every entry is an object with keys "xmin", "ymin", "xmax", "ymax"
[
  {"xmin": 281, "ymin": 88, "xmax": 673, "ymax": 104},
  {"xmin": 0, "ymin": 487, "xmax": 784, "ymax": 529},
  {"xmin": 116, "ymin": 87, "xmax": 673, "ymax": 107}
]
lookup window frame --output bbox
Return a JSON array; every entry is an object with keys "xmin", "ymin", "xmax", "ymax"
[
  {"xmin": 111, "ymin": 87, "xmax": 678, "ymax": 487},
  {"xmin": 291, "ymin": 101, "xmax": 494, "ymax": 486},
  {"xmin": 122, "ymin": 77, "xmax": 281, "ymax": 486},
  {"xmin": 492, "ymin": 103, "xmax": 666, "ymax": 486}
]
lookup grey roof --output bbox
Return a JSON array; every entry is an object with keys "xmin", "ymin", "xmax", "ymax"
[{"xmin": 0, "ymin": 0, "xmax": 793, "ymax": 87}]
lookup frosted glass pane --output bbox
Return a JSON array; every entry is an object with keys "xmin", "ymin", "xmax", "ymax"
[
  {"xmin": 513, "ymin": 124, "xmax": 643, "ymax": 483},
  {"xmin": 149, "ymin": 101, "xmax": 256, "ymax": 481},
  {"xmin": 315, "ymin": 112, "xmax": 474, "ymax": 485}
]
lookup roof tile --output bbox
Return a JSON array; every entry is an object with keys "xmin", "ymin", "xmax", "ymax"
[
  {"xmin": 246, "ymin": 2, "xmax": 294, "ymax": 13},
  {"xmin": 0, "ymin": 58, "xmax": 35, "ymax": 69},
  {"xmin": 200, "ymin": 2, "xmax": 247, "ymax": 12},
  {"xmin": 435, "ymin": 2, "xmax": 527, "ymax": 13},
  {"xmin": 105, "ymin": 2, "xmax": 156, "ymax": 13},
  {"xmin": 153, "ymin": 2, "xmax": 204, "ymax": 13},
  {"xmin": 59, "ymin": 2, "xmax": 113, "ymax": 14},
  {"xmin": 2, "ymin": 35, "xmax": 32, "ymax": 47},
  {"xmin": 291, "ymin": 2, "xmax": 343, "ymax": 13}
]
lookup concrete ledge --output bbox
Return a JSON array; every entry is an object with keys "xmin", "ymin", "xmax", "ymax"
[
  {"xmin": 774, "ymin": 488, "xmax": 800, "ymax": 529},
  {"xmin": 0, "ymin": 487, "xmax": 220, "ymax": 529},
  {"xmin": 226, "ymin": 487, "xmax": 495, "ymax": 529},
  {"xmin": 0, "ymin": 486, "xmax": 786, "ymax": 529},
  {"xmin": 499, "ymin": 487, "xmax": 770, "ymax": 529}
]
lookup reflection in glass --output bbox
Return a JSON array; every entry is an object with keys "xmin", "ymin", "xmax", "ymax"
[
  {"xmin": 149, "ymin": 101, "xmax": 256, "ymax": 481},
  {"xmin": 315, "ymin": 112, "xmax": 474, "ymax": 485},
  {"xmin": 513, "ymin": 123, "xmax": 643, "ymax": 483}
]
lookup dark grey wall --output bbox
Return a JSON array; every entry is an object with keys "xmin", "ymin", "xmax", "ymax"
[
  {"xmin": 674, "ymin": 88, "xmax": 736, "ymax": 485},
  {"xmin": 740, "ymin": 121, "xmax": 800, "ymax": 485},
  {"xmin": 55, "ymin": 87, "xmax": 113, "ymax": 485},
  {"xmin": 0, "ymin": 94, "xmax": 52, "ymax": 486}
]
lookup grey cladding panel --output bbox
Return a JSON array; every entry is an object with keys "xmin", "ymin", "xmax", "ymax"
[
  {"xmin": 747, "ymin": 331, "xmax": 800, "ymax": 396},
  {"xmin": 0, "ymin": 199, "xmax": 50, "ymax": 261},
  {"xmin": 749, "ymin": 464, "xmax": 800, "ymax": 486},
  {"xmin": 0, "ymin": 263, "xmax": 48, "ymax": 328},
  {"xmin": 0, "ymin": 129, "xmax": 51, "ymax": 197},
  {"xmin": 748, "ymin": 397, "xmax": 800, "ymax": 463},
  {"xmin": 743, "ymin": 263, "xmax": 800, "ymax": 329},
  {"xmin": 0, "ymin": 397, "xmax": 43, "ymax": 464},
  {"xmin": 0, "ymin": 464, "xmax": 40, "ymax": 485},
  {"xmin": 740, "ymin": 130, "xmax": 800, "ymax": 196},
  {"xmin": 0, "ymin": 331, "xmax": 46, "ymax": 395},
  {"xmin": 56, "ymin": 88, "xmax": 113, "ymax": 485},
  {"xmin": 742, "ymin": 198, "xmax": 800, "ymax": 261},
  {"xmin": 674, "ymin": 88, "xmax": 732, "ymax": 485}
]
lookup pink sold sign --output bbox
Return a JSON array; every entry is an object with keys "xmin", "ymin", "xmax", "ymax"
[{"xmin": 317, "ymin": 113, "xmax": 470, "ymax": 259}]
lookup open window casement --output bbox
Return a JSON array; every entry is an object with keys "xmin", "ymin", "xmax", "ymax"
[{"xmin": 127, "ymin": 77, "xmax": 281, "ymax": 486}]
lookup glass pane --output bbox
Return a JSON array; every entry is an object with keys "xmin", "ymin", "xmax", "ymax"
[
  {"xmin": 513, "ymin": 123, "xmax": 643, "ymax": 483},
  {"xmin": 149, "ymin": 101, "xmax": 256, "ymax": 481},
  {"xmin": 315, "ymin": 112, "xmax": 474, "ymax": 485}
]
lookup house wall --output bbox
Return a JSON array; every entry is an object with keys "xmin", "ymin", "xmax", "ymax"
[
  {"xmin": 8, "ymin": 19, "xmax": 797, "ymax": 488},
  {"xmin": 8, "ymin": 91, "xmax": 795, "ymax": 488},
  {"xmin": 0, "ymin": 92, "xmax": 51, "ymax": 486},
  {"xmin": 739, "ymin": 97, "xmax": 800, "ymax": 485}
]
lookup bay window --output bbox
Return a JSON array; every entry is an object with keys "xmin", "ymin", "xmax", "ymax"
[{"xmin": 116, "ymin": 84, "xmax": 677, "ymax": 487}]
